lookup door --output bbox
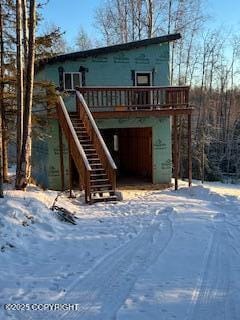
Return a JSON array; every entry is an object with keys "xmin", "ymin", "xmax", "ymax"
[{"xmin": 119, "ymin": 128, "xmax": 152, "ymax": 181}]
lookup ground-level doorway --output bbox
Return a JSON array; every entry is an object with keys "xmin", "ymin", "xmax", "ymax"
[{"xmin": 101, "ymin": 127, "xmax": 152, "ymax": 184}]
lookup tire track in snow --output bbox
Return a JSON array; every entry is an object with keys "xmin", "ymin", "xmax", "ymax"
[
  {"xmin": 12, "ymin": 209, "xmax": 173, "ymax": 320},
  {"xmin": 188, "ymin": 210, "xmax": 239, "ymax": 320},
  {"xmin": 53, "ymin": 212, "xmax": 173, "ymax": 320}
]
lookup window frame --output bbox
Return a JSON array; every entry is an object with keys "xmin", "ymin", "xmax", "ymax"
[
  {"xmin": 134, "ymin": 71, "xmax": 153, "ymax": 87},
  {"xmin": 63, "ymin": 72, "xmax": 82, "ymax": 91}
]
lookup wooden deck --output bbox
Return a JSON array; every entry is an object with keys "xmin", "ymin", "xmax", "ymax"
[{"xmin": 77, "ymin": 86, "xmax": 191, "ymax": 114}]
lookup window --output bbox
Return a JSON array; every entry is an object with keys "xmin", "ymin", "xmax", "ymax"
[
  {"xmin": 63, "ymin": 72, "xmax": 82, "ymax": 91},
  {"xmin": 134, "ymin": 71, "xmax": 153, "ymax": 105},
  {"xmin": 135, "ymin": 71, "xmax": 152, "ymax": 86}
]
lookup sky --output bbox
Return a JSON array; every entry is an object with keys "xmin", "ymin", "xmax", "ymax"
[{"xmin": 39, "ymin": 0, "xmax": 240, "ymax": 47}]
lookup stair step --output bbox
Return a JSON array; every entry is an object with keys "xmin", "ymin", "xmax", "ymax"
[
  {"xmin": 91, "ymin": 168, "xmax": 105, "ymax": 172},
  {"xmin": 77, "ymin": 135, "xmax": 88, "ymax": 139},
  {"xmin": 79, "ymin": 140, "xmax": 92, "ymax": 144},
  {"xmin": 81, "ymin": 141, "xmax": 92, "ymax": 144},
  {"xmin": 71, "ymin": 119, "xmax": 83, "ymax": 123},
  {"xmin": 79, "ymin": 137, "xmax": 91, "ymax": 140},
  {"xmin": 91, "ymin": 195, "xmax": 117, "ymax": 203},
  {"xmin": 91, "ymin": 189, "xmax": 115, "ymax": 194},
  {"xmin": 87, "ymin": 154, "xmax": 98, "ymax": 159},
  {"xmin": 91, "ymin": 172, "xmax": 107, "ymax": 176},
  {"xmin": 82, "ymin": 144, "xmax": 94, "ymax": 148},
  {"xmin": 85, "ymin": 150, "xmax": 97, "ymax": 155},
  {"xmin": 71, "ymin": 118, "xmax": 82, "ymax": 121},
  {"xmin": 91, "ymin": 179, "xmax": 109, "ymax": 184},
  {"xmin": 74, "ymin": 125, "xmax": 85, "ymax": 128},
  {"xmin": 76, "ymin": 132, "xmax": 88, "ymax": 135},
  {"xmin": 90, "ymin": 163, "xmax": 103, "ymax": 167},
  {"xmin": 75, "ymin": 127, "xmax": 86, "ymax": 131},
  {"xmin": 91, "ymin": 184, "xmax": 112, "ymax": 190}
]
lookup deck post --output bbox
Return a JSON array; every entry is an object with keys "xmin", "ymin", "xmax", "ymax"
[
  {"xmin": 68, "ymin": 146, "xmax": 73, "ymax": 198},
  {"xmin": 58, "ymin": 124, "xmax": 65, "ymax": 191},
  {"xmin": 173, "ymin": 115, "xmax": 178, "ymax": 190},
  {"xmin": 188, "ymin": 113, "xmax": 192, "ymax": 187}
]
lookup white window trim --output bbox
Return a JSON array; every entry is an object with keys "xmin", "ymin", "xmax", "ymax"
[
  {"xmin": 63, "ymin": 72, "xmax": 82, "ymax": 91},
  {"xmin": 134, "ymin": 71, "xmax": 153, "ymax": 87}
]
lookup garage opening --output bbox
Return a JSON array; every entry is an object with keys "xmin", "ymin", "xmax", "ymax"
[{"xmin": 101, "ymin": 127, "xmax": 152, "ymax": 184}]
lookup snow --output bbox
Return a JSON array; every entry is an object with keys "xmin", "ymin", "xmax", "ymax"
[{"xmin": 0, "ymin": 179, "xmax": 240, "ymax": 319}]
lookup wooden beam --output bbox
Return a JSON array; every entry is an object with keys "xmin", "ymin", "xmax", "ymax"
[
  {"xmin": 188, "ymin": 114, "xmax": 192, "ymax": 187},
  {"xmin": 68, "ymin": 146, "xmax": 73, "ymax": 198},
  {"xmin": 92, "ymin": 108, "xmax": 193, "ymax": 119},
  {"xmin": 173, "ymin": 115, "xmax": 178, "ymax": 190},
  {"xmin": 58, "ymin": 124, "xmax": 65, "ymax": 191}
]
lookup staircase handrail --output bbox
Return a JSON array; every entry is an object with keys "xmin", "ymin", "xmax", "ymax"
[
  {"xmin": 76, "ymin": 91, "xmax": 117, "ymax": 191},
  {"xmin": 76, "ymin": 91, "xmax": 117, "ymax": 170},
  {"xmin": 56, "ymin": 96, "xmax": 92, "ymax": 202},
  {"xmin": 58, "ymin": 96, "xmax": 91, "ymax": 171}
]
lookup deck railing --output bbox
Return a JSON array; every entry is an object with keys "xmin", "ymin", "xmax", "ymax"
[
  {"xmin": 56, "ymin": 96, "xmax": 92, "ymax": 202},
  {"xmin": 77, "ymin": 86, "xmax": 190, "ymax": 111},
  {"xmin": 76, "ymin": 92, "xmax": 117, "ymax": 192}
]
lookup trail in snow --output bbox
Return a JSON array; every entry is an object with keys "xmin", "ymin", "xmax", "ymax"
[
  {"xmin": 60, "ymin": 213, "xmax": 172, "ymax": 320},
  {"xmin": 19, "ymin": 210, "xmax": 173, "ymax": 320},
  {"xmin": 185, "ymin": 189, "xmax": 240, "ymax": 320}
]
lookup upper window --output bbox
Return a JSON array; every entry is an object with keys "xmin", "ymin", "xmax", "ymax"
[
  {"xmin": 135, "ymin": 72, "xmax": 152, "ymax": 86},
  {"xmin": 63, "ymin": 72, "xmax": 82, "ymax": 91}
]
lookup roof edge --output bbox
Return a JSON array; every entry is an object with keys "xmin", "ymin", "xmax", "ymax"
[{"xmin": 37, "ymin": 33, "xmax": 181, "ymax": 69}]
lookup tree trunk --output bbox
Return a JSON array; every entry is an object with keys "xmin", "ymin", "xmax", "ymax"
[
  {"xmin": 15, "ymin": 0, "xmax": 24, "ymax": 189},
  {"xmin": 146, "ymin": 0, "xmax": 153, "ymax": 38},
  {"xmin": 0, "ymin": 2, "xmax": 8, "ymax": 183},
  {"xmin": 0, "ymin": 18, "xmax": 3, "ymax": 196},
  {"xmin": 0, "ymin": 3, "xmax": 4, "ymax": 195},
  {"xmin": 0, "ymin": 105, "xmax": 3, "ymax": 196},
  {"xmin": 16, "ymin": 0, "xmax": 36, "ymax": 189}
]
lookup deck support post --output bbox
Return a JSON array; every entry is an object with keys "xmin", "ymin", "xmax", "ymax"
[
  {"xmin": 188, "ymin": 114, "xmax": 192, "ymax": 187},
  {"xmin": 58, "ymin": 124, "xmax": 65, "ymax": 191},
  {"xmin": 173, "ymin": 115, "xmax": 178, "ymax": 190},
  {"xmin": 68, "ymin": 146, "xmax": 73, "ymax": 198}
]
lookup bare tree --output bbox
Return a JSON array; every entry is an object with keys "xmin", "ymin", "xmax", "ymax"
[
  {"xmin": 0, "ymin": 3, "xmax": 3, "ymax": 196},
  {"xmin": 16, "ymin": 0, "xmax": 36, "ymax": 189},
  {"xmin": 94, "ymin": 0, "xmax": 162, "ymax": 44},
  {"xmin": 75, "ymin": 27, "xmax": 93, "ymax": 51},
  {"xmin": 15, "ymin": 0, "xmax": 24, "ymax": 188}
]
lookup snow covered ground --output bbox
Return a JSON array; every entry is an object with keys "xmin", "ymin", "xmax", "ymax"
[{"xmin": 0, "ymin": 180, "xmax": 240, "ymax": 320}]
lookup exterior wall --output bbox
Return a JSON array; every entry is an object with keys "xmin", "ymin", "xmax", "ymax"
[
  {"xmin": 33, "ymin": 42, "xmax": 172, "ymax": 189},
  {"xmin": 32, "ymin": 119, "xmax": 69, "ymax": 190},
  {"xmin": 32, "ymin": 116, "xmax": 172, "ymax": 189},
  {"xmin": 36, "ymin": 42, "xmax": 169, "ymax": 111},
  {"xmin": 96, "ymin": 116, "xmax": 172, "ymax": 184}
]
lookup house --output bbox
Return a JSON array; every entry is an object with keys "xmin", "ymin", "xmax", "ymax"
[{"xmin": 33, "ymin": 33, "xmax": 192, "ymax": 203}]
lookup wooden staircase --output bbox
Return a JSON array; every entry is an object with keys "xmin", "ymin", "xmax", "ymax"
[
  {"xmin": 70, "ymin": 114, "xmax": 117, "ymax": 202},
  {"xmin": 56, "ymin": 93, "xmax": 117, "ymax": 204}
]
